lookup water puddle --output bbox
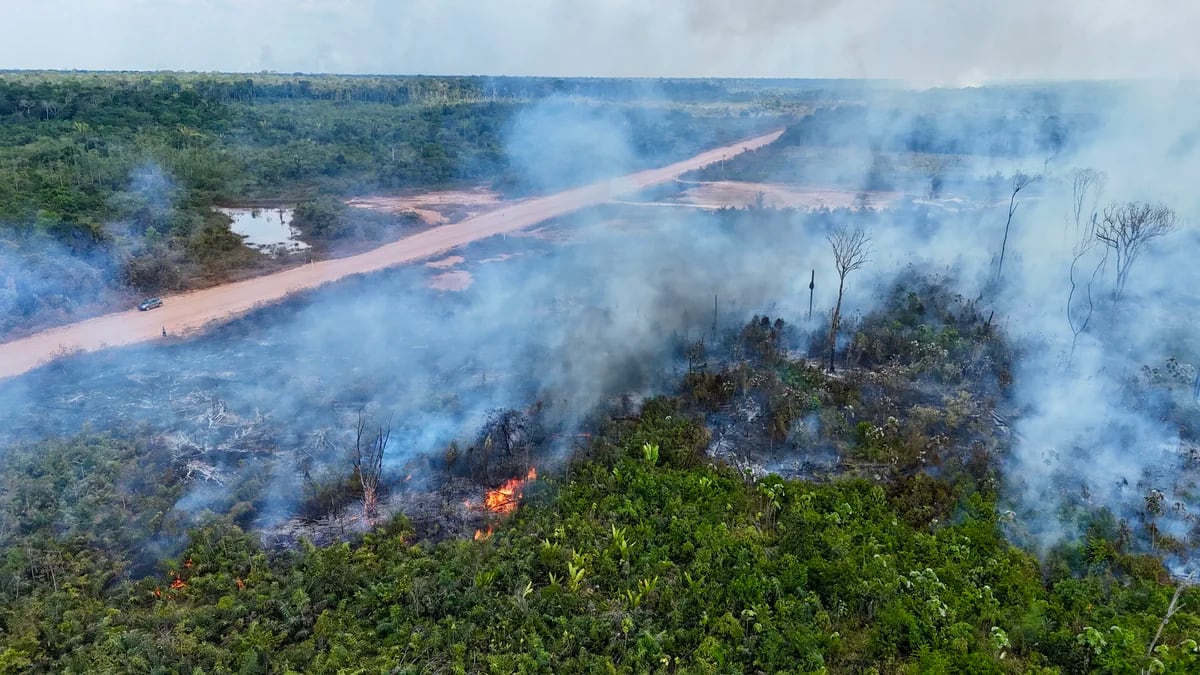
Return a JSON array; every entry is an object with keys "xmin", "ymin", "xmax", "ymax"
[{"xmin": 218, "ymin": 207, "xmax": 310, "ymax": 253}]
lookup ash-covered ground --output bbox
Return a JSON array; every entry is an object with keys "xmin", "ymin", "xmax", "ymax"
[
  {"xmin": 2, "ymin": 181, "xmax": 1198, "ymax": 564},
  {"xmin": 0, "ymin": 203, "xmax": 846, "ymax": 544}
]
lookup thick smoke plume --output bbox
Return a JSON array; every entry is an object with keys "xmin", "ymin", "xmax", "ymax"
[{"xmin": 1, "ymin": 81, "xmax": 1198, "ymax": 566}]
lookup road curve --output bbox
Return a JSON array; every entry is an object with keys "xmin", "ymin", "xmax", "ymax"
[{"xmin": 0, "ymin": 129, "xmax": 783, "ymax": 380}]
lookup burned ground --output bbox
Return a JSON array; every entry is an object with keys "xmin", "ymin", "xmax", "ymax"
[{"xmin": 1, "ymin": 190, "xmax": 1197, "ymax": 575}]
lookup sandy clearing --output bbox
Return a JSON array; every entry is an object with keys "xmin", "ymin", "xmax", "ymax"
[
  {"xmin": 0, "ymin": 129, "xmax": 783, "ymax": 381},
  {"xmin": 347, "ymin": 188, "xmax": 506, "ymax": 224},
  {"xmin": 427, "ymin": 270, "xmax": 474, "ymax": 292},
  {"xmin": 407, "ymin": 208, "xmax": 450, "ymax": 225},
  {"xmin": 347, "ymin": 187, "xmax": 504, "ymax": 210}
]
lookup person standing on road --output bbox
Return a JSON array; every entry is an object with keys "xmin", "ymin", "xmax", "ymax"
[{"xmin": 162, "ymin": 326, "xmax": 166, "ymax": 337}]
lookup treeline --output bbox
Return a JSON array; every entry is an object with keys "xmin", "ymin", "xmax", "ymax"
[{"xmin": 0, "ymin": 72, "xmax": 875, "ymax": 108}]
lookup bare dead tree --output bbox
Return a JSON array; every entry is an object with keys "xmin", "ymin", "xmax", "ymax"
[
  {"xmin": 827, "ymin": 227, "xmax": 871, "ymax": 373},
  {"xmin": 1065, "ymin": 169, "xmax": 1107, "ymax": 365},
  {"xmin": 996, "ymin": 171, "xmax": 1040, "ymax": 281},
  {"xmin": 807, "ymin": 269, "xmax": 815, "ymax": 321},
  {"xmin": 1095, "ymin": 201, "xmax": 1178, "ymax": 302},
  {"xmin": 1142, "ymin": 569, "xmax": 1195, "ymax": 674},
  {"xmin": 1066, "ymin": 242, "xmax": 1107, "ymax": 365},
  {"xmin": 1070, "ymin": 168, "xmax": 1106, "ymax": 242},
  {"xmin": 352, "ymin": 412, "xmax": 391, "ymax": 522},
  {"xmin": 474, "ymin": 405, "xmax": 543, "ymax": 480}
]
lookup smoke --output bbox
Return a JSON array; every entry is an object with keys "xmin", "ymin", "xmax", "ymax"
[
  {"xmin": 1, "ymin": 80, "xmax": 1199, "ymax": 564},
  {"xmin": 669, "ymin": 81, "xmax": 1200, "ymax": 559},
  {"xmin": 0, "ymin": 230, "xmax": 118, "ymax": 337},
  {"xmin": 502, "ymin": 96, "xmax": 637, "ymax": 194},
  {"xmin": 0, "ymin": 162, "xmax": 185, "ymax": 339},
  {"xmin": 0, "ymin": 100, "xmax": 799, "ymax": 531}
]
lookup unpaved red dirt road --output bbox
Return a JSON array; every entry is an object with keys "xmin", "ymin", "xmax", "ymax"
[{"xmin": 0, "ymin": 130, "xmax": 783, "ymax": 380}]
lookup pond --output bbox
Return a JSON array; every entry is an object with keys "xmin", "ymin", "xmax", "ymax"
[{"xmin": 218, "ymin": 207, "xmax": 310, "ymax": 253}]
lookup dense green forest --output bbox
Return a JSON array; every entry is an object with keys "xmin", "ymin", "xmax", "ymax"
[
  {"xmin": 1, "ymin": 280, "xmax": 1196, "ymax": 673},
  {"xmin": 9, "ymin": 429, "xmax": 1199, "ymax": 673},
  {"xmin": 0, "ymin": 73, "xmax": 781, "ymax": 338}
]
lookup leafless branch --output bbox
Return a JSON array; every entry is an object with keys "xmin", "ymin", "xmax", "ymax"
[
  {"xmin": 828, "ymin": 227, "xmax": 871, "ymax": 279},
  {"xmin": 826, "ymin": 226, "xmax": 871, "ymax": 373},
  {"xmin": 352, "ymin": 411, "xmax": 391, "ymax": 522},
  {"xmin": 1143, "ymin": 569, "xmax": 1195, "ymax": 673},
  {"xmin": 996, "ymin": 171, "xmax": 1041, "ymax": 281},
  {"xmin": 1070, "ymin": 168, "xmax": 1106, "ymax": 247},
  {"xmin": 1066, "ymin": 241, "xmax": 1107, "ymax": 366},
  {"xmin": 1095, "ymin": 201, "xmax": 1178, "ymax": 301}
]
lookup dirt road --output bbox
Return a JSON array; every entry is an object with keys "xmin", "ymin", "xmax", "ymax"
[{"xmin": 0, "ymin": 129, "xmax": 783, "ymax": 380}]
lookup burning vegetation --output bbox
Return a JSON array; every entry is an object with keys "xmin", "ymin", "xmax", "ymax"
[
  {"xmin": 483, "ymin": 467, "xmax": 538, "ymax": 515},
  {"xmin": 2, "ymin": 264, "xmax": 1199, "ymax": 671}
]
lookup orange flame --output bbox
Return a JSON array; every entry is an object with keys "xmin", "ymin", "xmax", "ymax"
[
  {"xmin": 483, "ymin": 467, "xmax": 537, "ymax": 514},
  {"xmin": 474, "ymin": 526, "xmax": 494, "ymax": 540}
]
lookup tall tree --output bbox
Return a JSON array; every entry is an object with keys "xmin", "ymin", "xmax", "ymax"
[
  {"xmin": 996, "ymin": 171, "xmax": 1040, "ymax": 281},
  {"xmin": 1095, "ymin": 201, "xmax": 1177, "ymax": 302},
  {"xmin": 826, "ymin": 226, "xmax": 871, "ymax": 373},
  {"xmin": 1065, "ymin": 168, "xmax": 1106, "ymax": 365},
  {"xmin": 1069, "ymin": 168, "xmax": 1105, "ymax": 242}
]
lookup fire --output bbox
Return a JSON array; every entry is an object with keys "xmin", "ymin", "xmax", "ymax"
[
  {"xmin": 483, "ymin": 467, "xmax": 537, "ymax": 514},
  {"xmin": 474, "ymin": 526, "xmax": 494, "ymax": 540}
]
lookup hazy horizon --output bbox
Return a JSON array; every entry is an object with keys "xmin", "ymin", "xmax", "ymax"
[{"xmin": 2, "ymin": 1, "xmax": 1196, "ymax": 86}]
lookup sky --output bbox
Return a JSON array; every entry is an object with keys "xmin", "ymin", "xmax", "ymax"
[{"xmin": 1, "ymin": 0, "xmax": 1197, "ymax": 85}]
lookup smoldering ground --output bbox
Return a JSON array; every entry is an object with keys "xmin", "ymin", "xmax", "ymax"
[{"xmin": 1, "ymin": 83, "xmax": 1199, "ymax": 564}]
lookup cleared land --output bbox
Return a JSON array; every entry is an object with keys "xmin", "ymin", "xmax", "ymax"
[
  {"xmin": 0, "ymin": 129, "xmax": 783, "ymax": 380},
  {"xmin": 346, "ymin": 187, "xmax": 508, "ymax": 225}
]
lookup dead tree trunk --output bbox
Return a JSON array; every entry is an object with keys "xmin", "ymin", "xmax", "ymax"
[
  {"xmin": 828, "ymin": 286, "xmax": 844, "ymax": 373},
  {"xmin": 996, "ymin": 172, "xmax": 1039, "ymax": 282},
  {"xmin": 1065, "ymin": 168, "xmax": 1106, "ymax": 366},
  {"xmin": 826, "ymin": 228, "xmax": 871, "ymax": 373},
  {"xmin": 1142, "ymin": 569, "xmax": 1195, "ymax": 675},
  {"xmin": 352, "ymin": 412, "xmax": 391, "ymax": 522},
  {"xmin": 1066, "ymin": 243, "xmax": 1106, "ymax": 366},
  {"xmin": 807, "ymin": 269, "xmax": 815, "ymax": 321}
]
